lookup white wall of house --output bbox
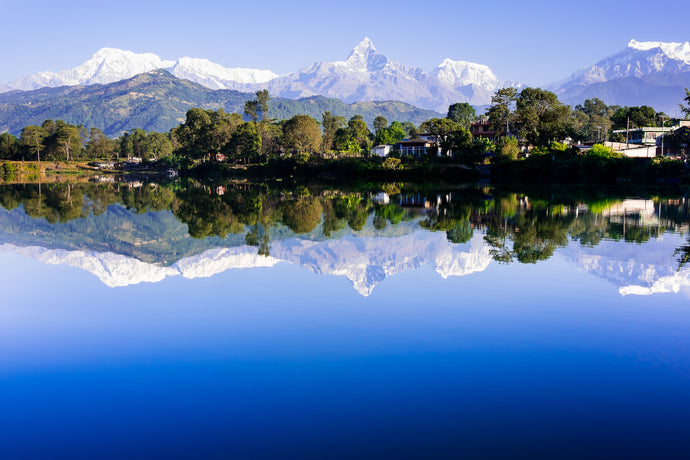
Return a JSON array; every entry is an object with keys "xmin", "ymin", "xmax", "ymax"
[{"xmin": 371, "ymin": 145, "xmax": 392, "ymax": 157}]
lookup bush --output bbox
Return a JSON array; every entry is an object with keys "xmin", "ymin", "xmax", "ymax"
[
  {"xmin": 587, "ymin": 144, "xmax": 620, "ymax": 159},
  {"xmin": 382, "ymin": 157, "xmax": 403, "ymax": 170}
]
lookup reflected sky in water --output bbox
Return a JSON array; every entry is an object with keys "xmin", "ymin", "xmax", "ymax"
[{"xmin": 0, "ymin": 182, "xmax": 689, "ymax": 459}]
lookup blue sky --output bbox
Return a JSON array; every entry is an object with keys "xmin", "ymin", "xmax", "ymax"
[{"xmin": 1, "ymin": 0, "xmax": 687, "ymax": 86}]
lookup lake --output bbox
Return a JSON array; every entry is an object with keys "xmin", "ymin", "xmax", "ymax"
[{"xmin": 0, "ymin": 180, "xmax": 689, "ymax": 459}]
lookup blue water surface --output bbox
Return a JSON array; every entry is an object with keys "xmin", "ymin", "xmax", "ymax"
[{"xmin": 1, "ymin": 246, "xmax": 689, "ymax": 459}]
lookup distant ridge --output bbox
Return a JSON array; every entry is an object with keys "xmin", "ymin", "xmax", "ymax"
[
  {"xmin": 0, "ymin": 70, "xmax": 440, "ymax": 137},
  {"xmin": 553, "ymin": 39, "xmax": 690, "ymax": 115}
]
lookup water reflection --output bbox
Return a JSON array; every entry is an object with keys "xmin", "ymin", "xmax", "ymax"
[{"xmin": 0, "ymin": 180, "xmax": 688, "ymax": 296}]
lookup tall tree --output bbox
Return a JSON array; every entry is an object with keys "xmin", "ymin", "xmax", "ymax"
[
  {"xmin": 573, "ymin": 98, "xmax": 615, "ymax": 143},
  {"xmin": 486, "ymin": 87, "xmax": 518, "ymax": 133},
  {"xmin": 611, "ymin": 105, "xmax": 661, "ymax": 130},
  {"xmin": 447, "ymin": 102, "xmax": 477, "ymax": 130},
  {"xmin": 20, "ymin": 125, "xmax": 48, "ymax": 162},
  {"xmin": 244, "ymin": 100, "xmax": 259, "ymax": 123},
  {"xmin": 226, "ymin": 122, "xmax": 261, "ymax": 164},
  {"xmin": 54, "ymin": 123, "xmax": 82, "ymax": 161},
  {"xmin": 321, "ymin": 111, "xmax": 345, "ymax": 151},
  {"xmin": 420, "ymin": 118, "xmax": 465, "ymax": 155},
  {"xmin": 0, "ymin": 133, "xmax": 20, "ymax": 160},
  {"xmin": 347, "ymin": 115, "xmax": 370, "ymax": 151},
  {"xmin": 373, "ymin": 116, "xmax": 388, "ymax": 133},
  {"xmin": 256, "ymin": 90, "xmax": 270, "ymax": 123},
  {"xmin": 514, "ymin": 87, "xmax": 572, "ymax": 147},
  {"xmin": 85, "ymin": 127, "xmax": 116, "ymax": 159},
  {"xmin": 282, "ymin": 115, "xmax": 322, "ymax": 154},
  {"xmin": 680, "ymin": 88, "xmax": 690, "ymax": 118}
]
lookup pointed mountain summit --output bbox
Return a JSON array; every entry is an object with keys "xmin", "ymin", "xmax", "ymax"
[
  {"xmin": 254, "ymin": 38, "xmax": 518, "ymax": 111},
  {"xmin": 345, "ymin": 37, "xmax": 388, "ymax": 71}
]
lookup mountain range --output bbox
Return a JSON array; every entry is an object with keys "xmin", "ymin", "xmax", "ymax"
[
  {"xmin": 3, "ymin": 228, "xmax": 688, "ymax": 298},
  {"xmin": 553, "ymin": 39, "xmax": 690, "ymax": 115},
  {"xmin": 1, "ymin": 38, "xmax": 690, "ymax": 134},
  {"xmin": 0, "ymin": 38, "xmax": 521, "ymax": 113}
]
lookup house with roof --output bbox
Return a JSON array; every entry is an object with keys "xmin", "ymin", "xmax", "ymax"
[{"xmin": 394, "ymin": 138, "xmax": 438, "ymax": 157}]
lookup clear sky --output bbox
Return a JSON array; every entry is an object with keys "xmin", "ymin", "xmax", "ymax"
[{"xmin": 0, "ymin": 0, "xmax": 687, "ymax": 86}]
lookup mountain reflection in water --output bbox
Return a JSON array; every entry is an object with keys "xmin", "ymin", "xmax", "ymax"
[{"xmin": 0, "ymin": 180, "xmax": 688, "ymax": 297}]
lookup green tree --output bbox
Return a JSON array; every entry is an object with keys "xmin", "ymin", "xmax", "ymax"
[
  {"xmin": 611, "ymin": 105, "xmax": 660, "ymax": 130},
  {"xmin": 321, "ymin": 111, "xmax": 346, "ymax": 151},
  {"xmin": 373, "ymin": 116, "xmax": 388, "ymax": 133},
  {"xmin": 573, "ymin": 98, "xmax": 614, "ymax": 143},
  {"xmin": 0, "ymin": 133, "xmax": 20, "ymax": 160},
  {"xmin": 282, "ymin": 115, "xmax": 321, "ymax": 155},
  {"xmin": 54, "ymin": 123, "xmax": 82, "ymax": 161},
  {"xmin": 486, "ymin": 87, "xmax": 518, "ymax": 133},
  {"xmin": 375, "ymin": 120, "xmax": 406, "ymax": 145},
  {"xmin": 19, "ymin": 125, "xmax": 48, "ymax": 162},
  {"xmin": 514, "ymin": 87, "xmax": 572, "ymax": 147},
  {"xmin": 420, "ymin": 117, "xmax": 464, "ymax": 155},
  {"xmin": 244, "ymin": 99, "xmax": 259, "ymax": 123},
  {"xmin": 447, "ymin": 102, "xmax": 477, "ymax": 130},
  {"xmin": 348, "ymin": 115, "xmax": 371, "ymax": 151},
  {"xmin": 85, "ymin": 127, "xmax": 116, "ymax": 159},
  {"xmin": 129, "ymin": 129, "xmax": 148, "ymax": 159},
  {"xmin": 256, "ymin": 89, "xmax": 270, "ymax": 123},
  {"xmin": 226, "ymin": 122, "xmax": 261, "ymax": 164},
  {"xmin": 174, "ymin": 108, "xmax": 212, "ymax": 161},
  {"xmin": 333, "ymin": 127, "xmax": 353, "ymax": 151},
  {"xmin": 681, "ymin": 88, "xmax": 690, "ymax": 118},
  {"xmin": 119, "ymin": 132, "xmax": 133, "ymax": 160},
  {"xmin": 146, "ymin": 132, "xmax": 174, "ymax": 160}
]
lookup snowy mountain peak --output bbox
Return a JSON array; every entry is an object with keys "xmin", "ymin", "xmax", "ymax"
[
  {"xmin": 171, "ymin": 56, "xmax": 279, "ymax": 87},
  {"xmin": 0, "ymin": 47, "xmax": 278, "ymax": 93},
  {"xmin": 351, "ymin": 37, "xmax": 376, "ymax": 54},
  {"xmin": 627, "ymin": 39, "xmax": 690, "ymax": 63},
  {"xmin": 553, "ymin": 39, "xmax": 690, "ymax": 113},
  {"xmin": 346, "ymin": 37, "xmax": 388, "ymax": 71},
  {"xmin": 434, "ymin": 59, "xmax": 499, "ymax": 88}
]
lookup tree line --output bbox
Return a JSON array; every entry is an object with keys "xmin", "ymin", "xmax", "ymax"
[{"xmin": 1, "ymin": 88, "xmax": 688, "ymax": 165}]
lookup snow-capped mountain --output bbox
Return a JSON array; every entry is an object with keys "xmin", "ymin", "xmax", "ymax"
[
  {"xmin": 169, "ymin": 57, "xmax": 279, "ymax": 88},
  {"xmin": 553, "ymin": 39, "xmax": 690, "ymax": 114},
  {"xmin": 5, "ymin": 229, "xmax": 689, "ymax": 298},
  {"xmin": 0, "ymin": 231, "xmax": 492, "ymax": 296},
  {"xmin": 0, "ymin": 48, "xmax": 279, "ymax": 93},
  {"xmin": 559, "ymin": 234, "xmax": 690, "ymax": 298},
  {"xmin": 0, "ymin": 48, "xmax": 175, "ymax": 92},
  {"xmin": 0, "ymin": 39, "xmax": 519, "ymax": 112},
  {"xmin": 251, "ymin": 38, "xmax": 520, "ymax": 111}
]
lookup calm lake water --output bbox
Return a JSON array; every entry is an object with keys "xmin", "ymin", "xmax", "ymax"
[{"xmin": 0, "ymin": 180, "xmax": 689, "ymax": 459}]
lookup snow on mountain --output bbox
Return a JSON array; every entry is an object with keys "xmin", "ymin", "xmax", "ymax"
[
  {"xmin": 4, "ymin": 229, "xmax": 689, "ymax": 298},
  {"xmin": 0, "ymin": 48, "xmax": 278, "ymax": 93},
  {"xmin": 0, "ymin": 39, "xmax": 518, "ymax": 112},
  {"xmin": 558, "ymin": 234, "xmax": 690, "ymax": 298},
  {"xmin": 0, "ymin": 48, "xmax": 176, "ymax": 92},
  {"xmin": 0, "ymin": 243, "xmax": 180, "ymax": 287},
  {"xmin": 254, "ymin": 38, "xmax": 519, "ymax": 112},
  {"xmin": 434, "ymin": 59, "xmax": 501, "ymax": 89},
  {"xmin": 0, "ymin": 231, "xmax": 493, "ymax": 296},
  {"xmin": 553, "ymin": 39, "xmax": 690, "ymax": 113},
  {"xmin": 169, "ymin": 57, "xmax": 279, "ymax": 89}
]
